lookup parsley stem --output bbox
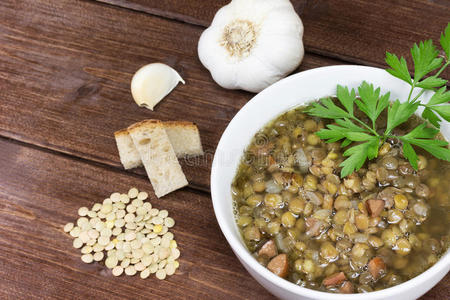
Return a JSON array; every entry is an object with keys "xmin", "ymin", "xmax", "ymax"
[
  {"xmin": 407, "ymin": 84, "xmax": 415, "ymax": 103},
  {"xmin": 410, "ymin": 90, "xmax": 423, "ymax": 103},
  {"xmin": 350, "ymin": 116, "xmax": 380, "ymax": 137},
  {"xmin": 411, "ymin": 60, "xmax": 450, "ymax": 103},
  {"xmin": 411, "ymin": 90, "xmax": 423, "ymax": 103},
  {"xmin": 435, "ymin": 60, "xmax": 450, "ymax": 77}
]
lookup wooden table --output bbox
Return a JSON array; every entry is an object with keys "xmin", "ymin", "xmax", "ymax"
[{"xmin": 0, "ymin": 0, "xmax": 448, "ymax": 299}]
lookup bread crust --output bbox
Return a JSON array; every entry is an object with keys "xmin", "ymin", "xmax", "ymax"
[
  {"xmin": 114, "ymin": 128, "xmax": 130, "ymax": 136},
  {"xmin": 127, "ymin": 119, "xmax": 188, "ymax": 197},
  {"xmin": 127, "ymin": 119, "xmax": 162, "ymax": 133},
  {"xmin": 115, "ymin": 119, "xmax": 203, "ymax": 171},
  {"xmin": 124, "ymin": 120, "xmax": 198, "ymax": 133},
  {"xmin": 163, "ymin": 121, "xmax": 198, "ymax": 130}
]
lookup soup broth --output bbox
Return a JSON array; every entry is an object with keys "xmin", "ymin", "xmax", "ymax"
[{"xmin": 232, "ymin": 100, "xmax": 449, "ymax": 293}]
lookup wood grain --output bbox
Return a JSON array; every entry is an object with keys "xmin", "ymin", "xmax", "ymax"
[
  {"xmin": 96, "ymin": 0, "xmax": 450, "ymax": 78},
  {"xmin": 0, "ymin": 0, "xmax": 448, "ymax": 298},
  {"xmin": 0, "ymin": 137, "xmax": 275, "ymax": 299},
  {"xmin": 0, "ymin": 0, "xmax": 343, "ymax": 191},
  {"xmin": 0, "ymin": 137, "xmax": 447, "ymax": 299}
]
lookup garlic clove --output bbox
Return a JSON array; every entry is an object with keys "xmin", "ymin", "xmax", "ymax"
[{"xmin": 130, "ymin": 63, "xmax": 185, "ymax": 111}]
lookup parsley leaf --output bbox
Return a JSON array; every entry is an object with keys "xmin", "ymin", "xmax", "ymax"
[
  {"xmin": 340, "ymin": 137, "xmax": 379, "ymax": 178},
  {"xmin": 341, "ymin": 139, "xmax": 352, "ymax": 148},
  {"xmin": 421, "ymin": 87, "xmax": 450, "ymax": 126},
  {"xmin": 335, "ymin": 118, "xmax": 367, "ymax": 132},
  {"xmin": 428, "ymin": 86, "xmax": 450, "ymax": 105},
  {"xmin": 399, "ymin": 123, "xmax": 446, "ymax": 170},
  {"xmin": 441, "ymin": 23, "xmax": 450, "ymax": 59},
  {"xmin": 344, "ymin": 132, "xmax": 375, "ymax": 142},
  {"xmin": 316, "ymin": 125, "xmax": 348, "ymax": 143},
  {"xmin": 433, "ymin": 105, "xmax": 450, "ymax": 122},
  {"xmin": 309, "ymin": 81, "xmax": 389, "ymax": 177},
  {"xmin": 307, "ymin": 86, "xmax": 359, "ymax": 121},
  {"xmin": 306, "ymin": 97, "xmax": 351, "ymax": 119},
  {"xmin": 399, "ymin": 124, "xmax": 450, "ymax": 167},
  {"xmin": 316, "ymin": 117, "xmax": 370, "ymax": 144},
  {"xmin": 416, "ymin": 76, "xmax": 447, "ymax": 89},
  {"xmin": 402, "ymin": 122, "xmax": 439, "ymax": 139},
  {"xmin": 385, "ymin": 100, "xmax": 420, "ymax": 135},
  {"xmin": 402, "ymin": 142, "xmax": 419, "ymax": 170},
  {"xmin": 411, "ymin": 40, "xmax": 443, "ymax": 82},
  {"xmin": 336, "ymin": 85, "xmax": 356, "ymax": 115},
  {"xmin": 410, "ymin": 139, "xmax": 450, "ymax": 161},
  {"xmin": 422, "ymin": 108, "xmax": 441, "ymax": 128},
  {"xmin": 356, "ymin": 82, "xmax": 390, "ymax": 128},
  {"xmin": 307, "ymin": 24, "xmax": 450, "ymax": 178},
  {"xmin": 385, "ymin": 52, "xmax": 412, "ymax": 84}
]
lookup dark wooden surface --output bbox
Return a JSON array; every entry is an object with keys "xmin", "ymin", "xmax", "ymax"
[
  {"xmin": 0, "ymin": 0, "xmax": 448, "ymax": 298},
  {"xmin": 97, "ymin": 0, "xmax": 450, "ymax": 77},
  {"xmin": 0, "ymin": 0, "xmax": 341, "ymax": 191},
  {"xmin": 0, "ymin": 138, "xmax": 273, "ymax": 299}
]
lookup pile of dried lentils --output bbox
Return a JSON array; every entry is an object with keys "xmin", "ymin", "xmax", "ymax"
[{"xmin": 63, "ymin": 188, "xmax": 180, "ymax": 280}]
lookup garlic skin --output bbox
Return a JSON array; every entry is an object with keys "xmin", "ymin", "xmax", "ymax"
[
  {"xmin": 131, "ymin": 63, "xmax": 185, "ymax": 110},
  {"xmin": 198, "ymin": 0, "xmax": 304, "ymax": 93}
]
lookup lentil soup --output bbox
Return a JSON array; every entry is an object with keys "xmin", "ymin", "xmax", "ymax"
[{"xmin": 231, "ymin": 101, "xmax": 449, "ymax": 294}]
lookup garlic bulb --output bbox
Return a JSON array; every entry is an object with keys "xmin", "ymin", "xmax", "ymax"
[
  {"xmin": 198, "ymin": 0, "xmax": 304, "ymax": 93},
  {"xmin": 131, "ymin": 63, "xmax": 185, "ymax": 110}
]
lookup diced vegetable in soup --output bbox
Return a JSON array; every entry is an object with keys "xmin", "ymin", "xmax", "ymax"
[{"xmin": 232, "ymin": 102, "xmax": 449, "ymax": 294}]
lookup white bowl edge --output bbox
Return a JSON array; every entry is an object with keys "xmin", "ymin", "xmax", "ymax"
[{"xmin": 211, "ymin": 65, "xmax": 450, "ymax": 300}]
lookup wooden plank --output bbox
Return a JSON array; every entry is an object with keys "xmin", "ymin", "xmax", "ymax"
[
  {"xmin": 422, "ymin": 277, "xmax": 450, "ymax": 300},
  {"xmin": 96, "ymin": 0, "xmax": 450, "ymax": 78},
  {"xmin": 0, "ymin": 0, "xmax": 343, "ymax": 191},
  {"xmin": 0, "ymin": 137, "xmax": 447, "ymax": 299},
  {"xmin": 0, "ymin": 0, "xmax": 448, "ymax": 298},
  {"xmin": 0, "ymin": 137, "xmax": 275, "ymax": 299}
]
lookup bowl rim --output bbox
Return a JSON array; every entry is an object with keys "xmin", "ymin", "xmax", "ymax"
[{"xmin": 211, "ymin": 65, "xmax": 450, "ymax": 299}]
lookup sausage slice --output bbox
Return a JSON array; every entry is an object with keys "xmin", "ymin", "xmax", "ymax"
[
  {"xmin": 339, "ymin": 281, "xmax": 354, "ymax": 294},
  {"xmin": 267, "ymin": 254, "xmax": 289, "ymax": 278},
  {"xmin": 305, "ymin": 217, "xmax": 323, "ymax": 237},
  {"xmin": 323, "ymin": 272, "xmax": 346, "ymax": 286},
  {"xmin": 368, "ymin": 257, "xmax": 386, "ymax": 280},
  {"xmin": 366, "ymin": 199, "xmax": 385, "ymax": 217},
  {"xmin": 258, "ymin": 240, "xmax": 278, "ymax": 259}
]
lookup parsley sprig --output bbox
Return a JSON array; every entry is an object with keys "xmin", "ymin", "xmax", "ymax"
[{"xmin": 306, "ymin": 23, "xmax": 450, "ymax": 178}]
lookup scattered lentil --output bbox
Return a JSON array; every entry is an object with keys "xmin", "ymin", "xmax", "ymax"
[
  {"xmin": 81, "ymin": 254, "xmax": 94, "ymax": 263},
  {"xmin": 62, "ymin": 188, "xmax": 180, "ymax": 281},
  {"xmin": 78, "ymin": 207, "xmax": 89, "ymax": 217},
  {"xmin": 64, "ymin": 222, "xmax": 74, "ymax": 233},
  {"xmin": 112, "ymin": 266, "xmax": 124, "ymax": 277},
  {"xmin": 125, "ymin": 265, "xmax": 137, "ymax": 276}
]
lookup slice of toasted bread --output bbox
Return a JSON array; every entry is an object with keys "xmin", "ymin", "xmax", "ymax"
[
  {"xmin": 127, "ymin": 120, "xmax": 188, "ymax": 197},
  {"xmin": 114, "ymin": 129, "xmax": 142, "ymax": 169},
  {"xmin": 163, "ymin": 121, "xmax": 204, "ymax": 157},
  {"xmin": 115, "ymin": 121, "xmax": 203, "ymax": 169}
]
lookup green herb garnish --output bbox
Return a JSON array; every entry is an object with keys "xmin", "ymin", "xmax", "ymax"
[{"xmin": 306, "ymin": 23, "xmax": 450, "ymax": 178}]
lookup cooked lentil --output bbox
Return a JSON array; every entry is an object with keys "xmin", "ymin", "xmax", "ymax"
[{"xmin": 232, "ymin": 103, "xmax": 449, "ymax": 293}]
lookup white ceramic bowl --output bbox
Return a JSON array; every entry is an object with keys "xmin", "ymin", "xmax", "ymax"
[{"xmin": 211, "ymin": 65, "xmax": 450, "ymax": 300}]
